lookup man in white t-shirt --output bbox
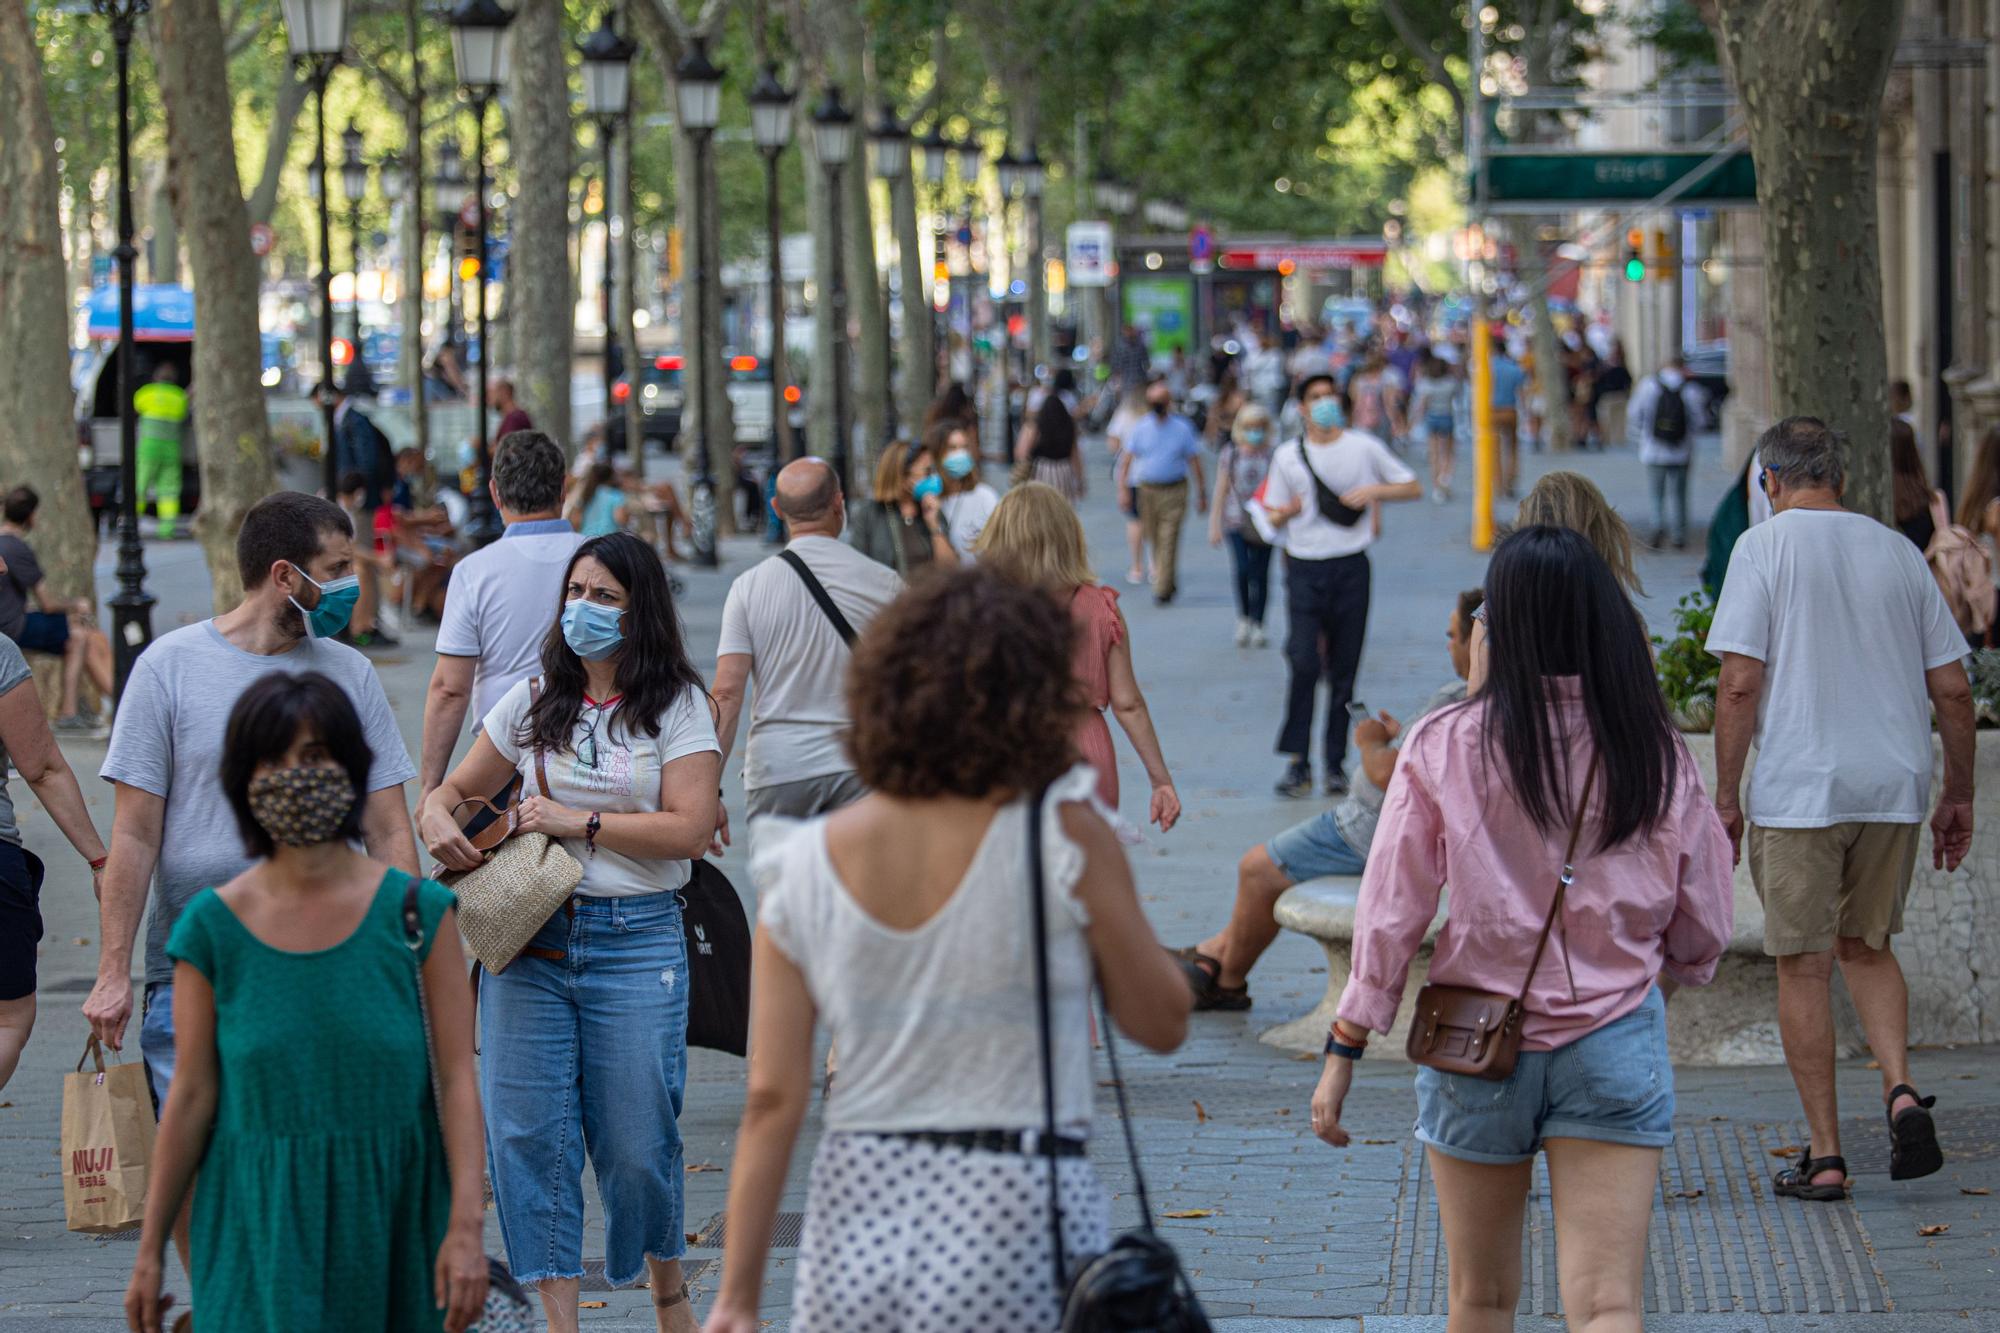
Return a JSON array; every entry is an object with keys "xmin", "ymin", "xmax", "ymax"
[
  {"xmin": 419, "ymin": 431, "xmax": 584, "ymax": 797},
  {"xmin": 1708, "ymin": 415, "xmax": 1975, "ymax": 1199},
  {"xmin": 714, "ymin": 459, "xmax": 902, "ymax": 832},
  {"xmin": 1262, "ymin": 372, "xmax": 1421, "ymax": 799}
]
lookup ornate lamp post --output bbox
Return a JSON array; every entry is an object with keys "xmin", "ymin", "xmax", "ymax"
[
  {"xmin": 1018, "ymin": 143, "xmax": 1046, "ymax": 369},
  {"xmin": 432, "ymin": 137, "xmax": 465, "ymax": 349},
  {"xmin": 447, "ymin": 0, "xmax": 514, "ymax": 541},
  {"xmin": 92, "ymin": 0, "xmax": 154, "ymax": 698},
  {"xmin": 919, "ymin": 122, "xmax": 949, "ymax": 388},
  {"xmin": 811, "ymin": 85, "xmax": 855, "ymax": 490},
  {"xmin": 952, "ymin": 135, "xmax": 985, "ymax": 436},
  {"xmin": 340, "ymin": 121, "xmax": 368, "ymax": 352},
  {"xmin": 994, "ymin": 146, "xmax": 1024, "ymax": 386},
  {"xmin": 868, "ymin": 104, "xmax": 909, "ymax": 440},
  {"xmin": 579, "ymin": 14, "xmax": 634, "ymax": 439},
  {"xmin": 281, "ymin": 0, "xmax": 350, "ymax": 496},
  {"xmin": 674, "ymin": 36, "xmax": 724, "ymax": 568},
  {"xmin": 749, "ymin": 62, "xmax": 795, "ymax": 463}
]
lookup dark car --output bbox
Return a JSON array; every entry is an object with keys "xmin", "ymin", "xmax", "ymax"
[{"xmin": 605, "ymin": 353, "xmax": 685, "ymax": 454}]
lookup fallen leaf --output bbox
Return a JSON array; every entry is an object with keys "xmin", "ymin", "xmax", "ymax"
[
  {"xmin": 1865, "ymin": 1060, "xmax": 1882, "ymax": 1070},
  {"xmin": 685, "ymin": 1161, "xmax": 721, "ymax": 1173},
  {"xmin": 1962, "ymin": 1188, "xmax": 1992, "ymax": 1196},
  {"xmin": 0, "ymin": 1101, "xmax": 11, "ymax": 1108},
  {"xmin": 1675, "ymin": 1189, "xmax": 1705, "ymax": 1199},
  {"xmin": 580, "ymin": 1300, "xmax": 607, "ymax": 1309},
  {"xmin": 1275, "ymin": 1107, "xmax": 1292, "ymax": 1116},
  {"xmin": 1770, "ymin": 1146, "xmax": 1803, "ymax": 1158},
  {"xmin": 686, "ymin": 1232, "xmax": 701, "ymax": 1245},
  {"xmin": 1361, "ymin": 1138, "xmax": 1394, "ymax": 1145},
  {"xmin": 1708, "ymin": 1115, "xmax": 1729, "ymax": 1122},
  {"xmin": 74, "ymin": 937, "xmax": 90, "ymax": 946},
  {"xmin": 1919, "ymin": 1224, "xmax": 1951, "ymax": 1237},
  {"xmin": 1192, "ymin": 1100, "xmax": 1208, "ymax": 1124},
  {"xmin": 1161, "ymin": 1209, "xmax": 1214, "ymax": 1219}
]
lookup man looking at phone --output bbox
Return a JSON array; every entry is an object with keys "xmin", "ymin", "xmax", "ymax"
[
  {"xmin": 1174, "ymin": 590, "xmax": 1480, "ymax": 1010},
  {"xmin": 1263, "ymin": 371, "xmax": 1423, "ymax": 799}
]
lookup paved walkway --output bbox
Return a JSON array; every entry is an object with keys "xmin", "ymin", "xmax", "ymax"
[{"xmin": 4, "ymin": 436, "xmax": 1997, "ymax": 1329}]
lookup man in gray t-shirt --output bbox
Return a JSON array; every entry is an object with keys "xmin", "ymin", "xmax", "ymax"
[{"xmin": 85, "ymin": 492, "xmax": 418, "ymax": 1112}]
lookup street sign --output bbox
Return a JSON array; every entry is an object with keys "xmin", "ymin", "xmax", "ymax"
[
  {"xmin": 1219, "ymin": 242, "xmax": 1387, "ymax": 271},
  {"xmin": 248, "ymin": 222, "xmax": 274, "ymax": 257},
  {"xmin": 1189, "ymin": 224, "xmax": 1214, "ymax": 263},
  {"xmin": 1066, "ymin": 221, "xmax": 1114, "ymax": 288},
  {"xmin": 1480, "ymin": 150, "xmax": 1757, "ymax": 207}
]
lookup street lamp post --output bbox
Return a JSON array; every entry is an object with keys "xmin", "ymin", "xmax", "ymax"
[
  {"xmin": 1019, "ymin": 143, "xmax": 1046, "ymax": 372},
  {"xmin": 920, "ymin": 122, "xmax": 949, "ymax": 391},
  {"xmin": 580, "ymin": 15, "xmax": 634, "ymax": 442},
  {"xmin": 674, "ymin": 36, "xmax": 724, "ymax": 568},
  {"xmin": 953, "ymin": 135, "xmax": 985, "ymax": 447},
  {"xmin": 282, "ymin": 0, "xmax": 349, "ymax": 497},
  {"xmin": 448, "ymin": 0, "xmax": 514, "ymax": 543},
  {"xmin": 749, "ymin": 62, "xmax": 795, "ymax": 463},
  {"xmin": 868, "ymin": 104, "xmax": 908, "ymax": 441},
  {"xmin": 341, "ymin": 120, "xmax": 368, "ymax": 353},
  {"xmin": 433, "ymin": 138, "xmax": 465, "ymax": 352},
  {"xmin": 812, "ymin": 85, "xmax": 855, "ymax": 491},
  {"xmin": 994, "ymin": 146, "xmax": 1023, "ymax": 389},
  {"xmin": 92, "ymin": 0, "xmax": 154, "ymax": 699}
]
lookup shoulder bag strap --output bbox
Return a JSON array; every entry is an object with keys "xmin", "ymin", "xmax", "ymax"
[
  {"xmin": 1514, "ymin": 754, "xmax": 1600, "ymax": 1007},
  {"xmin": 400, "ymin": 875, "xmax": 447, "ymax": 1128},
  {"xmin": 528, "ymin": 677, "xmax": 553, "ymax": 800},
  {"xmin": 1025, "ymin": 784, "xmax": 1067, "ymax": 1290},
  {"xmin": 777, "ymin": 548, "xmax": 858, "ymax": 646}
]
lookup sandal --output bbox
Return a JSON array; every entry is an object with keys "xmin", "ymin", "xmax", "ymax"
[
  {"xmin": 1772, "ymin": 1148, "xmax": 1849, "ymax": 1201},
  {"xmin": 1887, "ymin": 1084, "xmax": 1944, "ymax": 1181},
  {"xmin": 1172, "ymin": 948, "xmax": 1251, "ymax": 1012}
]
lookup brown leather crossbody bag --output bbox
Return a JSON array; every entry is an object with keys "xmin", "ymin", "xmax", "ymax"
[{"xmin": 1404, "ymin": 757, "xmax": 1598, "ymax": 1082}]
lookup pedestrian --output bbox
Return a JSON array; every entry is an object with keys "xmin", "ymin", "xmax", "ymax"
[
  {"xmin": 975, "ymin": 483, "xmax": 1180, "ymax": 830},
  {"xmin": 1263, "ymin": 372, "xmax": 1422, "ymax": 799},
  {"xmin": 713, "ymin": 458, "xmax": 901, "ymax": 828},
  {"xmin": 1592, "ymin": 337, "xmax": 1633, "ymax": 449},
  {"xmin": 1106, "ymin": 383, "xmax": 1152, "ymax": 586},
  {"xmin": 1487, "ymin": 337, "xmax": 1528, "ymax": 499},
  {"xmin": 489, "ymin": 377, "xmax": 533, "ymax": 441},
  {"xmin": 1956, "ymin": 424, "xmax": 2000, "ymax": 645},
  {"xmin": 418, "ymin": 532, "xmax": 720, "ymax": 1326},
  {"xmin": 419, "ymin": 430, "xmax": 582, "ymax": 801},
  {"xmin": 573, "ymin": 462, "xmax": 631, "ymax": 538},
  {"xmin": 1709, "ymin": 416, "xmax": 1975, "ymax": 1199},
  {"xmin": 133, "ymin": 363, "xmax": 188, "ymax": 539},
  {"xmin": 1114, "ymin": 380, "xmax": 1208, "ymax": 605},
  {"xmin": 1311, "ymin": 525, "xmax": 1734, "ymax": 1326},
  {"xmin": 1174, "ymin": 589, "xmax": 1478, "ymax": 1012},
  {"xmin": 932, "ymin": 421, "xmax": 1000, "ymax": 557},
  {"xmin": 322, "ymin": 380, "xmax": 401, "ymax": 648},
  {"xmin": 1345, "ymin": 348, "xmax": 1405, "ymax": 444},
  {"xmin": 1408, "ymin": 353, "xmax": 1459, "ymax": 502},
  {"xmin": 1627, "ymin": 352, "xmax": 1705, "ymax": 549},
  {"xmin": 846, "ymin": 439, "xmax": 958, "ymax": 577},
  {"xmin": 1013, "ymin": 387, "xmax": 1086, "ymax": 504},
  {"xmin": 1109, "ymin": 322, "xmax": 1151, "ymax": 399},
  {"xmin": 1208, "ymin": 402, "xmax": 1275, "ymax": 646},
  {"xmin": 0, "ymin": 629, "xmax": 107, "ymax": 1089},
  {"xmin": 0, "ymin": 486, "xmax": 115, "ymax": 733},
  {"xmin": 122, "ymin": 674, "xmax": 488, "ymax": 1333},
  {"xmin": 701, "ymin": 567, "xmax": 1191, "ymax": 1333},
  {"xmin": 1890, "ymin": 417, "xmax": 1941, "ymax": 550}
]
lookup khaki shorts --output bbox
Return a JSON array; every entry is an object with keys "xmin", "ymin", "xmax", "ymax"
[{"xmin": 1747, "ymin": 822, "xmax": 1922, "ymax": 956}]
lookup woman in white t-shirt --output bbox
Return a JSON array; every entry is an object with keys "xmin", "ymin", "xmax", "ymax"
[
  {"xmin": 702, "ymin": 568, "xmax": 1191, "ymax": 1333},
  {"xmin": 418, "ymin": 531, "xmax": 720, "ymax": 1331},
  {"xmin": 930, "ymin": 422, "xmax": 998, "ymax": 558}
]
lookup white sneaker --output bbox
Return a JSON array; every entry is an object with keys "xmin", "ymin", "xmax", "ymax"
[
  {"xmin": 1251, "ymin": 625, "xmax": 1268, "ymax": 648},
  {"xmin": 1234, "ymin": 618, "xmax": 1253, "ymax": 647}
]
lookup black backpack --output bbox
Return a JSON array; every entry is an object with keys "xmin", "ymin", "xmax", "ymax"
[{"xmin": 1652, "ymin": 377, "xmax": 1689, "ymax": 445}]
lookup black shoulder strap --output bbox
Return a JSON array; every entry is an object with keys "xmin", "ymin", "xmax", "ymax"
[
  {"xmin": 1025, "ymin": 785, "xmax": 1067, "ymax": 1289},
  {"xmin": 778, "ymin": 548, "xmax": 857, "ymax": 647}
]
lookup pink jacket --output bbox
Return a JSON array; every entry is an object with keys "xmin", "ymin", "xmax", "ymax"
[{"xmin": 1337, "ymin": 679, "xmax": 1735, "ymax": 1051}]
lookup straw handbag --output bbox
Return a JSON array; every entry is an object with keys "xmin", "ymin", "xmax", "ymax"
[{"xmin": 436, "ymin": 684, "xmax": 583, "ymax": 972}]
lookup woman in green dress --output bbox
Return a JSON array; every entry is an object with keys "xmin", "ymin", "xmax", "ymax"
[{"xmin": 124, "ymin": 673, "xmax": 488, "ymax": 1333}]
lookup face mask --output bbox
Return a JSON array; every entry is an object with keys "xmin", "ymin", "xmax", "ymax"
[
  {"xmin": 911, "ymin": 474, "xmax": 944, "ymax": 503},
  {"xmin": 1242, "ymin": 428, "xmax": 1267, "ymax": 447},
  {"xmin": 942, "ymin": 450, "xmax": 975, "ymax": 479},
  {"xmin": 288, "ymin": 568, "xmax": 360, "ymax": 639},
  {"xmin": 247, "ymin": 766, "xmax": 357, "ymax": 847},
  {"xmin": 561, "ymin": 598, "xmax": 626, "ymax": 661},
  {"xmin": 1149, "ymin": 400, "xmax": 1169, "ymax": 417},
  {"xmin": 1309, "ymin": 398, "xmax": 1346, "ymax": 431}
]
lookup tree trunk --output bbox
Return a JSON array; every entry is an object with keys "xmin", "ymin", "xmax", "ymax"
[
  {"xmin": 244, "ymin": 70, "xmax": 308, "ymax": 229},
  {"xmin": 618, "ymin": 116, "xmax": 643, "ymax": 462},
  {"xmin": 153, "ymin": 0, "xmax": 277, "ymax": 610},
  {"xmin": 0, "ymin": 0, "xmax": 98, "ymax": 602},
  {"xmin": 803, "ymin": 118, "xmax": 838, "ymax": 462},
  {"xmin": 399, "ymin": 5, "xmax": 427, "ymax": 460},
  {"xmin": 1009, "ymin": 98, "xmax": 1048, "ymax": 371},
  {"xmin": 892, "ymin": 169, "xmax": 930, "ymax": 430},
  {"xmin": 508, "ymin": 0, "xmax": 573, "ymax": 448},
  {"xmin": 147, "ymin": 158, "xmax": 179, "ymax": 285},
  {"xmin": 1709, "ymin": 0, "xmax": 1903, "ymax": 520}
]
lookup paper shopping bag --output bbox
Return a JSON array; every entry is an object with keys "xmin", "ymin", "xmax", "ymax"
[{"xmin": 62, "ymin": 1036, "xmax": 155, "ymax": 1234}]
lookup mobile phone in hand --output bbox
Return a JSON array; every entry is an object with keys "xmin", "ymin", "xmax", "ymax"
[{"xmin": 1346, "ymin": 701, "xmax": 1372, "ymax": 722}]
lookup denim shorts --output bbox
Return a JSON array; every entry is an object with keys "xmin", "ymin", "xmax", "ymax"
[
  {"xmin": 1414, "ymin": 986, "xmax": 1674, "ymax": 1165},
  {"xmin": 140, "ymin": 980, "xmax": 176, "ymax": 1111},
  {"xmin": 1268, "ymin": 810, "xmax": 1367, "ymax": 881},
  {"xmin": 0, "ymin": 843, "xmax": 44, "ymax": 1002}
]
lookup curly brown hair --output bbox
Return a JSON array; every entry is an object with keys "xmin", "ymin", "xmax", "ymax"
[{"xmin": 846, "ymin": 566, "xmax": 1084, "ymax": 798}]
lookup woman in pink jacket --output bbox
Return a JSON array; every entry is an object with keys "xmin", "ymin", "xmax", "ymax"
[{"xmin": 1311, "ymin": 525, "xmax": 1734, "ymax": 1333}]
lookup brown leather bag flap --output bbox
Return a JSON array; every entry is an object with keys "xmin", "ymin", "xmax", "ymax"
[{"xmin": 453, "ymin": 797, "xmax": 520, "ymax": 854}]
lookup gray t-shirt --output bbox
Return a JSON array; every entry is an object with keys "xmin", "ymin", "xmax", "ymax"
[
  {"xmin": 1334, "ymin": 678, "xmax": 1467, "ymax": 855},
  {"xmin": 101, "ymin": 621, "xmax": 417, "ymax": 985},
  {"xmin": 0, "ymin": 636, "xmax": 33, "ymax": 846}
]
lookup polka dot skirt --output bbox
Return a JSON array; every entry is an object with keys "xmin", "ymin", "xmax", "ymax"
[{"xmin": 793, "ymin": 1131, "xmax": 1110, "ymax": 1331}]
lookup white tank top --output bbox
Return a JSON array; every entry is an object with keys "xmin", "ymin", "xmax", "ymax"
[{"xmin": 748, "ymin": 764, "xmax": 1100, "ymax": 1135}]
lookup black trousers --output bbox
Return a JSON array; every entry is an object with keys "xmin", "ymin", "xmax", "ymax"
[{"xmin": 1276, "ymin": 551, "xmax": 1371, "ymax": 769}]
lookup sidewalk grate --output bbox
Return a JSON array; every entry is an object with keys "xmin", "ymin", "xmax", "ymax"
[
  {"xmin": 1383, "ymin": 1120, "xmax": 1890, "ymax": 1316},
  {"xmin": 579, "ymin": 1256, "xmax": 712, "ymax": 1292},
  {"xmin": 685, "ymin": 1209, "xmax": 805, "ymax": 1252}
]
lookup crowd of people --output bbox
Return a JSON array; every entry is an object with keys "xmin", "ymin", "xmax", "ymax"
[{"xmin": 0, "ymin": 317, "xmax": 1984, "ymax": 1333}]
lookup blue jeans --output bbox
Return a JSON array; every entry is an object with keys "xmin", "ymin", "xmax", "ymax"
[
  {"xmin": 480, "ymin": 891, "xmax": 690, "ymax": 1286},
  {"xmin": 140, "ymin": 981, "xmax": 176, "ymax": 1111},
  {"xmin": 1225, "ymin": 529, "xmax": 1273, "ymax": 625},
  {"xmin": 1267, "ymin": 810, "xmax": 1367, "ymax": 881}
]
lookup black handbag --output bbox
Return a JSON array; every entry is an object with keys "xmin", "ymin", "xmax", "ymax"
[
  {"xmin": 681, "ymin": 858, "xmax": 751, "ymax": 1056},
  {"xmin": 1025, "ymin": 790, "xmax": 1212, "ymax": 1333}
]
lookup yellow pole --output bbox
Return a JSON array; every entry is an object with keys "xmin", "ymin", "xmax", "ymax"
[{"xmin": 1472, "ymin": 316, "xmax": 1496, "ymax": 551}]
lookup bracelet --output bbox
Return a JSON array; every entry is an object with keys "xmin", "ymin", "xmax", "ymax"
[
  {"xmin": 585, "ymin": 812, "xmax": 601, "ymax": 858},
  {"xmin": 1324, "ymin": 1034, "xmax": 1366, "ymax": 1061},
  {"xmin": 88, "ymin": 855, "xmax": 109, "ymax": 871},
  {"xmin": 1331, "ymin": 1020, "xmax": 1370, "ymax": 1047}
]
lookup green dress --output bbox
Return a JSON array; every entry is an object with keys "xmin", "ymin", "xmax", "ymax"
[{"xmin": 165, "ymin": 869, "xmax": 457, "ymax": 1332}]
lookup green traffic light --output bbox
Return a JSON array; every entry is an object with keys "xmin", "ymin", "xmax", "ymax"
[{"xmin": 1624, "ymin": 257, "xmax": 1645, "ymax": 282}]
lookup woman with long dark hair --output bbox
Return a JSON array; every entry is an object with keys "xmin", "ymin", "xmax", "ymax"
[
  {"xmin": 1890, "ymin": 418, "xmax": 1941, "ymax": 551},
  {"xmin": 418, "ymin": 532, "xmax": 720, "ymax": 1333},
  {"xmin": 1015, "ymin": 387, "xmax": 1085, "ymax": 503},
  {"xmin": 1311, "ymin": 526, "xmax": 1733, "ymax": 1332}
]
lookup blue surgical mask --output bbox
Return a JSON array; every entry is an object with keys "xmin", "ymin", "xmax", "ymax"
[
  {"xmin": 912, "ymin": 474, "xmax": 944, "ymax": 502},
  {"xmin": 1242, "ymin": 428, "xmax": 1267, "ymax": 447},
  {"xmin": 561, "ymin": 598, "xmax": 626, "ymax": 661},
  {"xmin": 288, "ymin": 568, "xmax": 360, "ymax": 639},
  {"xmin": 1309, "ymin": 398, "xmax": 1346, "ymax": 430},
  {"xmin": 942, "ymin": 450, "xmax": 975, "ymax": 479}
]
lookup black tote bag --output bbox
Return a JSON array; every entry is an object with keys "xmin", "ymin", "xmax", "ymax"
[{"xmin": 682, "ymin": 859, "xmax": 751, "ymax": 1056}]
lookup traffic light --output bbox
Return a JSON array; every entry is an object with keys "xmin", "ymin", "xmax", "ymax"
[{"xmin": 1623, "ymin": 228, "xmax": 1645, "ymax": 282}]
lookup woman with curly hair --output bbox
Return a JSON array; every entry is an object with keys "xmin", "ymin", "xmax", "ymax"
[
  {"xmin": 976, "ymin": 482, "xmax": 1182, "ymax": 831},
  {"xmin": 703, "ymin": 567, "xmax": 1190, "ymax": 1333}
]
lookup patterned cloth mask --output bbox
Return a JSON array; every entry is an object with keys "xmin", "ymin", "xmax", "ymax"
[{"xmin": 246, "ymin": 766, "xmax": 357, "ymax": 847}]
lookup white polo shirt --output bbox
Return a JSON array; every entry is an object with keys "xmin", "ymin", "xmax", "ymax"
[
  {"xmin": 1262, "ymin": 430, "xmax": 1415, "ymax": 561},
  {"xmin": 435, "ymin": 517, "xmax": 586, "ymax": 725}
]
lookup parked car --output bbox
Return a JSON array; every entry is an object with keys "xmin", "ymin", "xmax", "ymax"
[{"xmin": 608, "ymin": 353, "xmax": 685, "ymax": 452}]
